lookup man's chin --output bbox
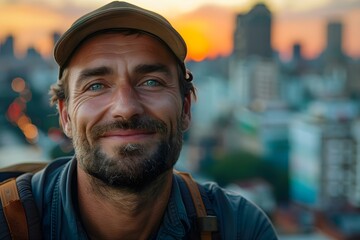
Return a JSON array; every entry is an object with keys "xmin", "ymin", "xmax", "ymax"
[{"xmin": 79, "ymin": 141, "xmax": 173, "ymax": 191}]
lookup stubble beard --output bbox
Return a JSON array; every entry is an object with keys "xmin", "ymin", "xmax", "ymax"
[{"xmin": 73, "ymin": 115, "xmax": 183, "ymax": 192}]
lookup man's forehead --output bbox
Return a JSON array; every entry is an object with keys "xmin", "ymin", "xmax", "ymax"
[
  {"xmin": 66, "ymin": 34, "xmax": 178, "ymax": 87},
  {"xmin": 81, "ymin": 31, "xmax": 171, "ymax": 51},
  {"xmin": 67, "ymin": 30, "xmax": 178, "ymax": 68}
]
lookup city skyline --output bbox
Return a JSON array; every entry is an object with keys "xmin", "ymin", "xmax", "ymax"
[{"xmin": 0, "ymin": 0, "xmax": 360, "ymax": 61}]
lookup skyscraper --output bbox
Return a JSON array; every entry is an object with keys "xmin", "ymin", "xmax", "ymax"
[
  {"xmin": 230, "ymin": 3, "xmax": 278, "ymax": 107},
  {"xmin": 290, "ymin": 99, "xmax": 358, "ymax": 209},
  {"xmin": 0, "ymin": 35, "xmax": 15, "ymax": 57},
  {"xmin": 325, "ymin": 21, "xmax": 344, "ymax": 63},
  {"xmin": 233, "ymin": 3, "xmax": 272, "ymax": 60}
]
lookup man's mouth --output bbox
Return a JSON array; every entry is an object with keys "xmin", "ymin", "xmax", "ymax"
[
  {"xmin": 90, "ymin": 116, "xmax": 168, "ymax": 144},
  {"xmin": 99, "ymin": 129, "xmax": 156, "ymax": 143}
]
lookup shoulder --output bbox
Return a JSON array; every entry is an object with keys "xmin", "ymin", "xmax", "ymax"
[
  {"xmin": 31, "ymin": 156, "xmax": 74, "ymax": 208},
  {"xmin": 0, "ymin": 157, "xmax": 74, "ymax": 238},
  {"xmin": 201, "ymin": 181, "xmax": 278, "ymax": 240},
  {"xmin": 32, "ymin": 156, "xmax": 73, "ymax": 188}
]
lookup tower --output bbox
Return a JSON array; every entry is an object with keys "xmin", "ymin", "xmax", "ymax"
[
  {"xmin": 0, "ymin": 35, "xmax": 15, "ymax": 57},
  {"xmin": 233, "ymin": 3, "xmax": 272, "ymax": 60},
  {"xmin": 230, "ymin": 3, "xmax": 277, "ymax": 107},
  {"xmin": 325, "ymin": 21, "xmax": 344, "ymax": 63}
]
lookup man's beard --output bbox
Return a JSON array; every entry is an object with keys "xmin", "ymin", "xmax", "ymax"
[{"xmin": 73, "ymin": 115, "xmax": 183, "ymax": 192}]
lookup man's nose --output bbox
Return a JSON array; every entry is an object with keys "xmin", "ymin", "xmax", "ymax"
[{"xmin": 110, "ymin": 86, "xmax": 144, "ymax": 120}]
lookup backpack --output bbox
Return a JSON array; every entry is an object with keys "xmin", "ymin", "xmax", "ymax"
[{"xmin": 0, "ymin": 163, "xmax": 219, "ymax": 240}]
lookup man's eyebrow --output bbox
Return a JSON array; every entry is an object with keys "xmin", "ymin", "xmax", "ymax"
[
  {"xmin": 76, "ymin": 66, "xmax": 113, "ymax": 87},
  {"xmin": 134, "ymin": 64, "xmax": 172, "ymax": 76}
]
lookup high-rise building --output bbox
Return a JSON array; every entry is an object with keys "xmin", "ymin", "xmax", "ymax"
[
  {"xmin": 351, "ymin": 120, "xmax": 360, "ymax": 207},
  {"xmin": 233, "ymin": 3, "xmax": 272, "ymax": 60},
  {"xmin": 292, "ymin": 43, "xmax": 302, "ymax": 62},
  {"xmin": 290, "ymin": 99, "xmax": 358, "ymax": 209},
  {"xmin": 0, "ymin": 35, "xmax": 15, "ymax": 57},
  {"xmin": 229, "ymin": 4, "xmax": 289, "ymax": 168},
  {"xmin": 325, "ymin": 21, "xmax": 344, "ymax": 63},
  {"xmin": 230, "ymin": 3, "xmax": 279, "ymax": 107},
  {"xmin": 230, "ymin": 59, "xmax": 279, "ymax": 106}
]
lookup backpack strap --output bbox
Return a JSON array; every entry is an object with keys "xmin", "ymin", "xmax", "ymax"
[
  {"xmin": 175, "ymin": 171, "xmax": 218, "ymax": 240},
  {"xmin": 0, "ymin": 163, "xmax": 45, "ymax": 240},
  {"xmin": 0, "ymin": 178, "xmax": 29, "ymax": 240},
  {"xmin": 17, "ymin": 173, "xmax": 43, "ymax": 239}
]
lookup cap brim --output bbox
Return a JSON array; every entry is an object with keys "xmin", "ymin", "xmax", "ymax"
[{"xmin": 54, "ymin": 7, "xmax": 187, "ymax": 68}]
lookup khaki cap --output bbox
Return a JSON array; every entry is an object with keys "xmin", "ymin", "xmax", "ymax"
[{"xmin": 54, "ymin": 1, "xmax": 187, "ymax": 76}]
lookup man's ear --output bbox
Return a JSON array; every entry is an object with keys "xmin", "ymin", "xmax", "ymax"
[
  {"xmin": 182, "ymin": 94, "xmax": 192, "ymax": 131},
  {"xmin": 58, "ymin": 100, "xmax": 72, "ymax": 138}
]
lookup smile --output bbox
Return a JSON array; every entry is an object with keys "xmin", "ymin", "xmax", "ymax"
[{"xmin": 99, "ymin": 129, "xmax": 156, "ymax": 143}]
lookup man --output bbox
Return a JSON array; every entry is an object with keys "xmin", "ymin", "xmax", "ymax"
[{"xmin": 1, "ymin": 1, "xmax": 278, "ymax": 239}]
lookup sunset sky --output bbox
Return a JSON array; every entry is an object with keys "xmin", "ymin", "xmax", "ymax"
[{"xmin": 0, "ymin": 0, "xmax": 359, "ymax": 61}]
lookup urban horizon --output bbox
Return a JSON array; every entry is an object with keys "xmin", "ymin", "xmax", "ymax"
[{"xmin": 1, "ymin": 0, "xmax": 360, "ymax": 61}]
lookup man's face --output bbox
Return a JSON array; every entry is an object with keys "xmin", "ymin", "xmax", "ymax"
[{"xmin": 58, "ymin": 33, "xmax": 191, "ymax": 191}]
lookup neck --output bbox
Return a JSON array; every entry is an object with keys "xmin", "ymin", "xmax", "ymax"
[{"xmin": 77, "ymin": 166, "xmax": 173, "ymax": 240}]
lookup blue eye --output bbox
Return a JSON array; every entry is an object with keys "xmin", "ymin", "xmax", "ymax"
[
  {"xmin": 88, "ymin": 83, "xmax": 104, "ymax": 91},
  {"xmin": 143, "ymin": 79, "xmax": 160, "ymax": 87}
]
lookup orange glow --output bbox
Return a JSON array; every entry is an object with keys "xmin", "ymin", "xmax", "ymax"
[
  {"xmin": 172, "ymin": 5, "xmax": 234, "ymax": 61},
  {"xmin": 17, "ymin": 115, "xmax": 31, "ymax": 130},
  {"xmin": 23, "ymin": 123, "xmax": 38, "ymax": 140},
  {"xmin": 11, "ymin": 77, "xmax": 26, "ymax": 93},
  {"xmin": 177, "ymin": 21, "xmax": 211, "ymax": 61}
]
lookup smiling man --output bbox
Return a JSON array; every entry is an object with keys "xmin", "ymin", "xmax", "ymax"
[
  {"xmin": 60, "ymin": 33, "xmax": 187, "ymax": 193},
  {"xmin": 0, "ymin": 1, "xmax": 278, "ymax": 239}
]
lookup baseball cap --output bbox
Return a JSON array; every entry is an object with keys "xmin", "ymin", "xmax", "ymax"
[{"xmin": 54, "ymin": 1, "xmax": 187, "ymax": 77}]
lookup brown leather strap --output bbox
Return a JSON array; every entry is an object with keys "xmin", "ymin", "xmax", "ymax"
[
  {"xmin": 175, "ymin": 171, "xmax": 218, "ymax": 240},
  {"xmin": 175, "ymin": 171, "xmax": 207, "ymax": 216},
  {"xmin": 0, "ymin": 178, "xmax": 29, "ymax": 240}
]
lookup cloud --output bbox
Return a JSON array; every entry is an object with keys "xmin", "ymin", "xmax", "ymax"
[{"xmin": 277, "ymin": 0, "xmax": 360, "ymax": 20}]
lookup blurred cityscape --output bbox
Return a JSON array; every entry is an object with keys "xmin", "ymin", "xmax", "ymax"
[{"xmin": 1, "ymin": 2, "xmax": 360, "ymax": 240}]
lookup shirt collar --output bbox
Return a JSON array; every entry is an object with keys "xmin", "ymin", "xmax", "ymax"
[{"xmin": 154, "ymin": 174, "xmax": 191, "ymax": 239}]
